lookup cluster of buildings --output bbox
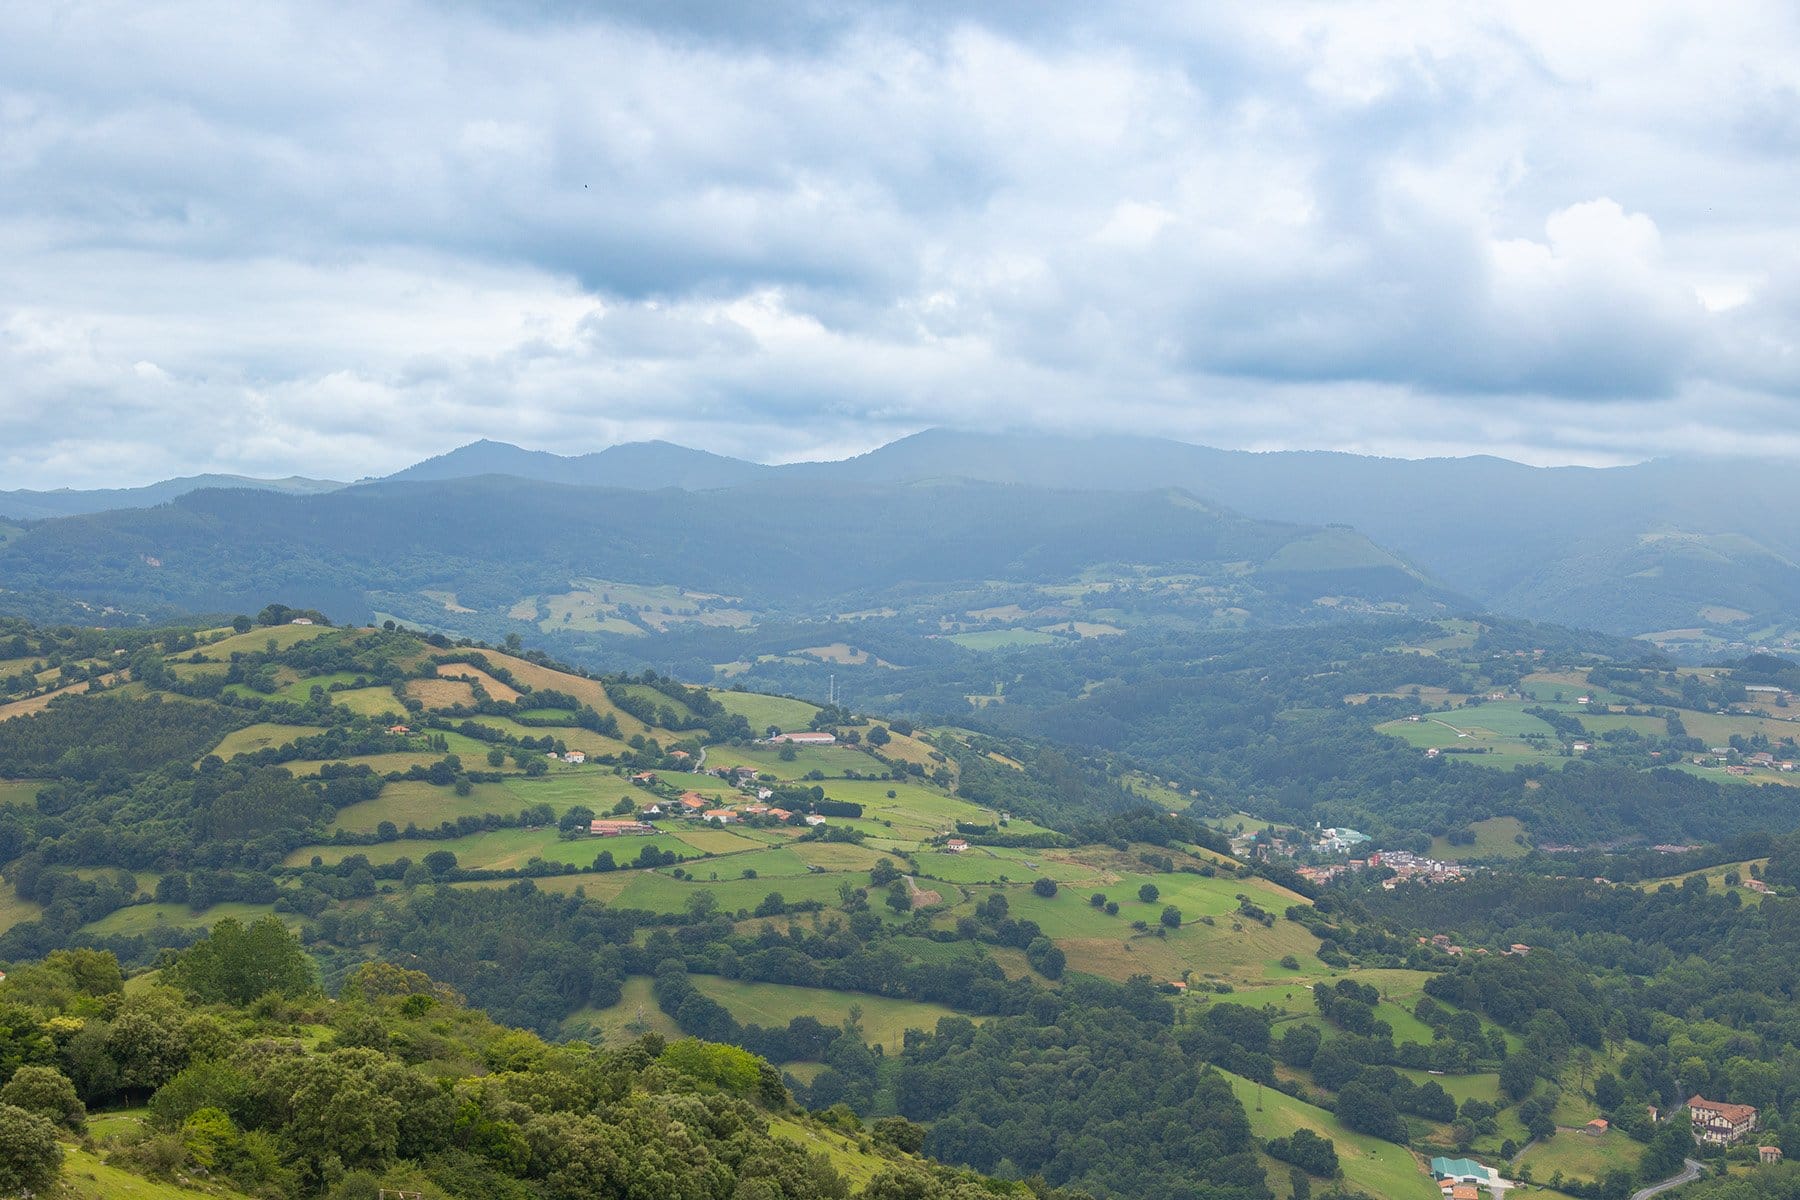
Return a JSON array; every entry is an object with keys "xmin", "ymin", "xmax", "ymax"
[
  {"xmin": 1415, "ymin": 934, "xmax": 1531, "ymax": 959},
  {"xmin": 1696, "ymin": 748, "xmax": 1799, "ymax": 775},
  {"xmin": 1292, "ymin": 849, "xmax": 1467, "ymax": 889}
]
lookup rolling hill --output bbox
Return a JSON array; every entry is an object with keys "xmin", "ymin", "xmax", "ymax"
[{"xmin": 0, "ymin": 475, "xmax": 1452, "ymax": 631}]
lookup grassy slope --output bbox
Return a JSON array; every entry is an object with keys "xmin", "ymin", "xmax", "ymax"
[{"xmin": 1222, "ymin": 1070, "xmax": 1439, "ymax": 1200}]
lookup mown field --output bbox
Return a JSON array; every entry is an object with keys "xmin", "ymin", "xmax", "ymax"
[{"xmin": 1222, "ymin": 1070, "xmax": 1440, "ymax": 1200}]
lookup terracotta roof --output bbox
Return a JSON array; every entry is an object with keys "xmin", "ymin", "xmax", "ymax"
[{"xmin": 1690, "ymin": 1095, "xmax": 1758, "ymax": 1123}]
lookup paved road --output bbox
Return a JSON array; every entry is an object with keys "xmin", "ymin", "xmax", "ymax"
[{"xmin": 1629, "ymin": 1158, "xmax": 1703, "ymax": 1200}]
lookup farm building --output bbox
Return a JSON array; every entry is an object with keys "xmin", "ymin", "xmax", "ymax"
[
  {"xmin": 589, "ymin": 819, "xmax": 655, "ymax": 837},
  {"xmin": 702, "ymin": 809, "xmax": 738, "ymax": 824},
  {"xmin": 562, "ymin": 751, "xmax": 586, "ymax": 764},
  {"xmin": 803, "ymin": 815, "xmax": 827, "ymax": 826},
  {"xmin": 768, "ymin": 731, "xmax": 837, "ymax": 745},
  {"xmin": 944, "ymin": 838, "xmax": 970, "ymax": 853},
  {"xmin": 1429, "ymin": 1157, "xmax": 1493, "ymax": 1185}
]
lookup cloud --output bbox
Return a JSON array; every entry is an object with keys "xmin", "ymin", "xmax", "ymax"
[{"xmin": 0, "ymin": 0, "xmax": 1798, "ymax": 488}]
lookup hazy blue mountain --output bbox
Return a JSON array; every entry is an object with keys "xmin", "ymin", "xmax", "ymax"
[
  {"xmin": 356, "ymin": 430, "xmax": 1800, "ymax": 637},
  {"xmin": 0, "ymin": 474, "xmax": 343, "ymax": 520},
  {"xmin": 383, "ymin": 438, "xmax": 774, "ymax": 490},
  {"xmin": 0, "ymin": 475, "xmax": 1448, "ymax": 626}
]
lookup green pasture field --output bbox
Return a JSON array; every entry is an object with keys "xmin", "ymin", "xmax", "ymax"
[
  {"xmin": 328, "ymin": 686, "xmax": 408, "ymax": 719},
  {"xmin": 194, "ymin": 624, "xmax": 340, "ymax": 659},
  {"xmin": 1519, "ymin": 1126, "xmax": 1644, "ymax": 1184},
  {"xmin": 281, "ymin": 730, "xmax": 517, "ymax": 778},
  {"xmin": 1572, "ymin": 713, "xmax": 1669, "ymax": 738},
  {"xmin": 0, "ymin": 780, "xmax": 41, "ymax": 808},
  {"xmin": 0, "ymin": 880, "xmax": 43, "ymax": 935},
  {"xmin": 1635, "ymin": 857, "xmax": 1770, "ymax": 903},
  {"xmin": 287, "ymin": 826, "xmax": 706, "ymax": 871},
  {"xmin": 511, "ymin": 708, "xmax": 576, "ymax": 722},
  {"xmin": 561, "ymin": 975, "xmax": 684, "ymax": 1044},
  {"xmin": 1518, "ymin": 671, "xmax": 1634, "ymax": 705},
  {"xmin": 81, "ymin": 901, "xmax": 288, "ymax": 938},
  {"xmin": 785, "ymin": 841, "xmax": 893, "ymax": 873},
  {"xmin": 1377, "ymin": 713, "xmax": 1563, "ymax": 767},
  {"xmin": 1664, "ymin": 762, "xmax": 1800, "ymax": 790},
  {"xmin": 1395, "ymin": 1067, "xmax": 1502, "ymax": 1107},
  {"xmin": 912, "ymin": 850, "xmax": 1045, "ymax": 884},
  {"xmin": 62, "ymin": 1143, "xmax": 265, "ymax": 1200},
  {"xmin": 254, "ymin": 671, "xmax": 374, "ymax": 705},
  {"xmin": 331, "ymin": 780, "xmax": 542, "ymax": 833},
  {"xmin": 1221, "ymin": 1070, "xmax": 1439, "ymax": 1200},
  {"xmin": 164, "ymin": 661, "xmax": 227, "ymax": 683},
  {"xmin": 672, "ymin": 826, "xmax": 778, "ymax": 854},
  {"xmin": 675, "ymin": 846, "xmax": 814, "ymax": 880},
  {"xmin": 767, "ymin": 1118, "xmax": 890, "ymax": 1189},
  {"xmin": 209, "ymin": 722, "xmax": 327, "ymax": 760},
  {"xmin": 606, "ymin": 869, "xmax": 851, "ymax": 915},
  {"xmin": 612, "ymin": 681, "xmax": 696, "ymax": 720},
  {"xmin": 702, "ymin": 743, "xmax": 869, "ymax": 779},
  {"xmin": 946, "ymin": 629, "xmax": 1061, "ymax": 651},
  {"xmin": 1430, "ymin": 816, "xmax": 1531, "ymax": 861},
  {"xmin": 690, "ymin": 976, "xmax": 972, "ymax": 1055},
  {"xmin": 1674, "ymin": 709, "xmax": 1800, "ymax": 747},
  {"xmin": 453, "ymin": 715, "xmax": 630, "ymax": 758}
]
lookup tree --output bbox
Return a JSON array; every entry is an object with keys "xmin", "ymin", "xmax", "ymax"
[
  {"xmin": 1032, "ymin": 877, "xmax": 1058, "ymax": 898},
  {"xmin": 867, "ymin": 726, "xmax": 891, "ymax": 746},
  {"xmin": 0, "ymin": 1104, "xmax": 61, "ymax": 1194},
  {"xmin": 1138, "ymin": 883, "xmax": 1160, "ymax": 903},
  {"xmin": 165, "ymin": 916, "xmax": 315, "ymax": 1005},
  {"xmin": 0, "ymin": 1066, "xmax": 84, "ymax": 1130},
  {"xmin": 423, "ymin": 850, "xmax": 458, "ymax": 875},
  {"xmin": 1160, "ymin": 905, "xmax": 1182, "ymax": 928}
]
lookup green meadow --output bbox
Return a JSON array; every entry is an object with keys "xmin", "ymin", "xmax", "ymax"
[{"xmin": 1222, "ymin": 1070, "xmax": 1440, "ymax": 1200}]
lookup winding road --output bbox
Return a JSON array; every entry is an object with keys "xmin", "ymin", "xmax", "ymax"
[{"xmin": 1628, "ymin": 1158, "xmax": 1703, "ymax": 1200}]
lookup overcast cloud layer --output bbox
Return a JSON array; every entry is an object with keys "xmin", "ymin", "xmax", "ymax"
[{"xmin": 3, "ymin": 1, "xmax": 1800, "ymax": 488}]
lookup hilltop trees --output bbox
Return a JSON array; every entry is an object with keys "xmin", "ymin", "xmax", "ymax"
[
  {"xmin": 163, "ymin": 916, "xmax": 315, "ymax": 1005},
  {"xmin": 0, "ymin": 1104, "xmax": 61, "ymax": 1194}
]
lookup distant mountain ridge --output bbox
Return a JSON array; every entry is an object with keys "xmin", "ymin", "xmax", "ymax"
[
  {"xmin": 0, "ymin": 474, "xmax": 343, "ymax": 520},
  {"xmin": 8, "ymin": 428, "xmax": 1800, "ymax": 639},
  {"xmin": 382, "ymin": 437, "xmax": 774, "ymax": 490}
]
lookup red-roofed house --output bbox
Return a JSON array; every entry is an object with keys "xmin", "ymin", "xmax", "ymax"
[
  {"xmin": 945, "ymin": 838, "xmax": 970, "ymax": 853},
  {"xmin": 767, "ymin": 808, "xmax": 793, "ymax": 821},
  {"xmin": 702, "ymin": 808, "xmax": 738, "ymax": 824}
]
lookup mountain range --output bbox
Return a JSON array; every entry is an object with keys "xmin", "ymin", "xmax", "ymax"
[{"xmin": 4, "ymin": 429, "xmax": 1799, "ymax": 644}]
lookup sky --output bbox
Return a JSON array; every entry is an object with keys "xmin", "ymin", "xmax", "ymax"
[{"xmin": 3, "ymin": 1, "xmax": 1800, "ymax": 489}]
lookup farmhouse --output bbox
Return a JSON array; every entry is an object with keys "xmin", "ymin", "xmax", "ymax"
[
  {"xmin": 1762, "ymin": 1147, "xmax": 1784, "ymax": 1164},
  {"xmin": 1585, "ymin": 1119, "xmax": 1609, "ymax": 1136},
  {"xmin": 562, "ymin": 751, "xmax": 586, "ymax": 764},
  {"xmin": 289, "ymin": 617, "xmax": 314, "ymax": 625},
  {"xmin": 766, "ymin": 808, "xmax": 793, "ymax": 821},
  {"xmin": 630, "ymin": 771, "xmax": 657, "ymax": 785},
  {"xmin": 702, "ymin": 808, "xmax": 738, "ymax": 824},
  {"xmin": 678, "ymin": 795, "xmax": 710, "ymax": 815},
  {"xmin": 803, "ymin": 815, "xmax": 827, "ymax": 826},
  {"xmin": 387, "ymin": 724, "xmax": 411, "ymax": 735},
  {"xmin": 589, "ymin": 819, "xmax": 655, "ymax": 837},
  {"xmin": 768, "ymin": 731, "xmax": 837, "ymax": 745},
  {"xmin": 1688, "ymin": 1095, "xmax": 1758, "ymax": 1145},
  {"xmin": 944, "ymin": 838, "xmax": 970, "ymax": 853}
]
